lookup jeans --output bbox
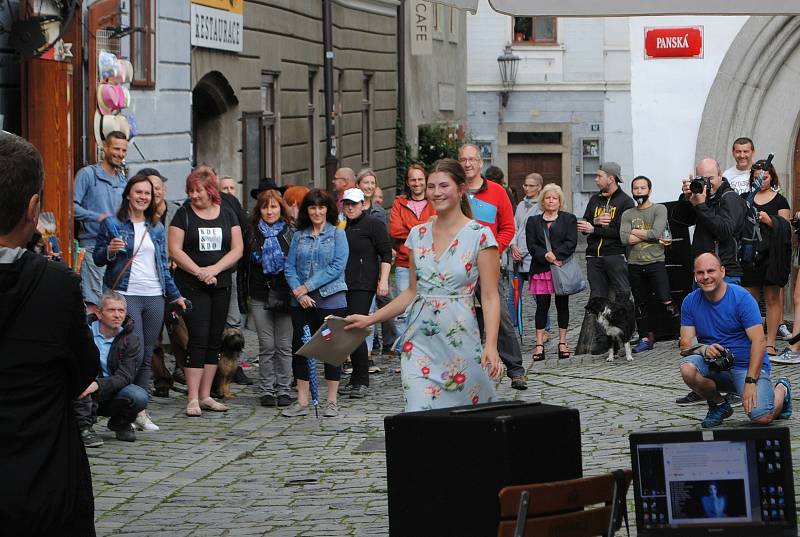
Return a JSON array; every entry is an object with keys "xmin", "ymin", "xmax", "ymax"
[
  {"xmin": 226, "ymin": 271, "xmax": 242, "ymax": 328},
  {"xmin": 393, "ymin": 267, "xmax": 410, "ymax": 350},
  {"xmin": 79, "ymin": 240, "xmax": 105, "ymax": 306},
  {"xmin": 121, "ymin": 294, "xmax": 165, "ymax": 393},
  {"xmin": 250, "ymin": 298, "xmax": 293, "ymax": 397},
  {"xmin": 73, "ymin": 383, "xmax": 149, "ymax": 430},
  {"xmin": 628, "ymin": 262, "xmax": 671, "ymax": 337},
  {"xmin": 680, "ymin": 355, "xmax": 774, "ymax": 420}
]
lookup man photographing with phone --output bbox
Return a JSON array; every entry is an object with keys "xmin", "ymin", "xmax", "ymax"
[{"xmin": 673, "ymin": 158, "xmax": 747, "ymax": 284}]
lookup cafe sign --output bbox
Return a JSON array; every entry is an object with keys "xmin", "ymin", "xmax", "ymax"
[{"xmin": 191, "ymin": 0, "xmax": 244, "ymax": 53}]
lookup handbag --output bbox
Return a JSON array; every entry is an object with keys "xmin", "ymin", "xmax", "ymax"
[
  {"xmin": 263, "ymin": 277, "xmax": 290, "ymax": 312},
  {"xmin": 542, "ymin": 220, "xmax": 587, "ymax": 296}
]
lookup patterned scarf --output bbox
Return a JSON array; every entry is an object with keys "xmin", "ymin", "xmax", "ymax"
[{"xmin": 258, "ymin": 219, "xmax": 286, "ymax": 275}]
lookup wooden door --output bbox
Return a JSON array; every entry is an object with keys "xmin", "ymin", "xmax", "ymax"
[
  {"xmin": 507, "ymin": 153, "xmax": 562, "ymax": 199},
  {"xmin": 25, "ymin": 59, "xmax": 74, "ymax": 266}
]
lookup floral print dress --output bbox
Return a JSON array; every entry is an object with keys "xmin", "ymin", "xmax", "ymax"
[{"xmin": 399, "ymin": 218, "xmax": 498, "ymax": 412}]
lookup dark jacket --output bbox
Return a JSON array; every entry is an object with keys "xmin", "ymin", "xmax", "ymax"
[
  {"xmin": 91, "ymin": 315, "xmax": 140, "ymax": 401},
  {"xmin": 582, "ymin": 187, "xmax": 635, "ymax": 257},
  {"xmin": 241, "ymin": 221, "xmax": 293, "ymax": 303},
  {"xmin": 345, "ymin": 213, "xmax": 392, "ymax": 292},
  {"xmin": 526, "ymin": 212, "xmax": 579, "ymax": 275},
  {"xmin": 673, "ymin": 179, "xmax": 747, "ymax": 276},
  {"xmin": 0, "ymin": 249, "xmax": 98, "ymax": 536},
  {"xmin": 764, "ymin": 215, "xmax": 792, "ymax": 287}
]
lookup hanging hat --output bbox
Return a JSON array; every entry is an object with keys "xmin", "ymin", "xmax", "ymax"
[
  {"xmin": 250, "ymin": 177, "xmax": 279, "ymax": 200},
  {"xmin": 93, "ymin": 111, "xmax": 129, "ymax": 144},
  {"xmin": 97, "ymin": 83, "xmax": 126, "ymax": 115}
]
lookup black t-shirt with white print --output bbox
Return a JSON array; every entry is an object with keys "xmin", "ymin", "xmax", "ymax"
[{"xmin": 171, "ymin": 204, "xmax": 239, "ymax": 288}]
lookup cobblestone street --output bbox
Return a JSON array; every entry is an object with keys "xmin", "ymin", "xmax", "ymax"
[{"xmin": 90, "ymin": 268, "xmax": 800, "ymax": 536}]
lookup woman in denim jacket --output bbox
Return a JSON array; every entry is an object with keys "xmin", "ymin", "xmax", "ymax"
[
  {"xmin": 94, "ymin": 174, "xmax": 187, "ymax": 431},
  {"xmin": 283, "ymin": 189, "xmax": 349, "ymax": 418}
]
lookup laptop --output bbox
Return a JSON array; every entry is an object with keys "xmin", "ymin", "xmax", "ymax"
[{"xmin": 630, "ymin": 427, "xmax": 796, "ymax": 536}]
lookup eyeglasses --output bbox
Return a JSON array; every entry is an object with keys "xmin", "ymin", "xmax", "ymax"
[
  {"xmin": 334, "ymin": 176, "xmax": 347, "ymax": 181},
  {"xmin": 458, "ymin": 157, "xmax": 480, "ymax": 164}
]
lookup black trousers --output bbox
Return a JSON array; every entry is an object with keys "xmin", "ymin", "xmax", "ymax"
[
  {"xmin": 628, "ymin": 261, "xmax": 671, "ymax": 337},
  {"xmin": 475, "ymin": 272, "xmax": 525, "ymax": 378},
  {"xmin": 346, "ymin": 290, "xmax": 376, "ymax": 387},
  {"xmin": 586, "ymin": 254, "xmax": 631, "ymax": 300},
  {"xmin": 178, "ymin": 282, "xmax": 231, "ymax": 368},
  {"xmin": 535, "ymin": 294, "xmax": 569, "ymax": 330},
  {"xmin": 290, "ymin": 304, "xmax": 348, "ymax": 382}
]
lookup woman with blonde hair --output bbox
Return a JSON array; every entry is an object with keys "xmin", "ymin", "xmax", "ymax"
[
  {"xmin": 525, "ymin": 183, "xmax": 578, "ymax": 362},
  {"xmin": 356, "ymin": 168, "xmax": 387, "ymax": 225}
]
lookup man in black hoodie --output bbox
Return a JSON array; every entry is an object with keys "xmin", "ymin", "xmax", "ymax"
[
  {"xmin": 673, "ymin": 158, "xmax": 747, "ymax": 282},
  {"xmin": 0, "ymin": 133, "xmax": 99, "ymax": 536},
  {"xmin": 578, "ymin": 162, "xmax": 635, "ymax": 301}
]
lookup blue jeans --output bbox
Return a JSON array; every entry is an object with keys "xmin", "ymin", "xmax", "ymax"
[
  {"xmin": 680, "ymin": 354, "xmax": 774, "ymax": 420},
  {"xmin": 79, "ymin": 240, "xmax": 105, "ymax": 307},
  {"xmin": 394, "ymin": 267, "xmax": 410, "ymax": 351},
  {"xmin": 73, "ymin": 383, "xmax": 149, "ymax": 430}
]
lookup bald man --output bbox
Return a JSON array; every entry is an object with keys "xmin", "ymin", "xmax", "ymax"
[
  {"xmin": 678, "ymin": 253, "xmax": 791, "ymax": 428},
  {"xmin": 333, "ymin": 167, "xmax": 356, "ymax": 211}
]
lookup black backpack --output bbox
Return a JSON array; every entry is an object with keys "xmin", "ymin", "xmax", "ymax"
[{"xmin": 739, "ymin": 194, "xmax": 764, "ymax": 270}]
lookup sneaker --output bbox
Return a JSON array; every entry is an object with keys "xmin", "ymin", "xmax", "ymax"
[
  {"xmin": 676, "ymin": 391, "xmax": 705, "ymax": 405},
  {"xmin": 323, "ymin": 400, "xmax": 339, "ymax": 417},
  {"xmin": 632, "ymin": 338, "xmax": 654, "ymax": 354},
  {"xmin": 260, "ymin": 394, "xmax": 276, "ymax": 407},
  {"xmin": 368, "ymin": 360, "xmax": 382, "ymax": 374},
  {"xmin": 134, "ymin": 412, "xmax": 160, "ymax": 431},
  {"xmin": 81, "ymin": 427, "xmax": 104, "ymax": 448},
  {"xmin": 511, "ymin": 377, "xmax": 528, "ymax": 390},
  {"xmin": 115, "ymin": 426, "xmax": 136, "ymax": 442},
  {"xmin": 772, "ymin": 348, "xmax": 800, "ymax": 365},
  {"xmin": 349, "ymin": 385, "xmax": 368, "ymax": 399},
  {"xmin": 277, "ymin": 394, "xmax": 295, "ymax": 407},
  {"xmin": 725, "ymin": 393, "xmax": 743, "ymax": 407},
  {"xmin": 152, "ymin": 387, "xmax": 170, "ymax": 398},
  {"xmin": 701, "ymin": 400, "xmax": 733, "ymax": 428},
  {"xmin": 778, "ymin": 324, "xmax": 792, "ymax": 340},
  {"xmin": 338, "ymin": 383, "xmax": 354, "ymax": 396},
  {"xmin": 281, "ymin": 401, "xmax": 309, "ymax": 417},
  {"xmin": 775, "ymin": 377, "xmax": 792, "ymax": 419},
  {"xmin": 342, "ymin": 361, "xmax": 353, "ymax": 375},
  {"xmin": 234, "ymin": 366, "xmax": 254, "ymax": 385}
]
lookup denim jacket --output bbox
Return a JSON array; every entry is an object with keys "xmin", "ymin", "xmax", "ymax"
[
  {"xmin": 285, "ymin": 222, "xmax": 348, "ymax": 297},
  {"xmin": 93, "ymin": 216, "xmax": 181, "ymax": 301}
]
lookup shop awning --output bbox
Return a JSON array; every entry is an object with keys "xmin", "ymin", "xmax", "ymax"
[{"xmin": 435, "ymin": 0, "xmax": 800, "ymax": 16}]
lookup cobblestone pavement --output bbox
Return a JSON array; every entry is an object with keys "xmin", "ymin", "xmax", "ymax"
[{"xmin": 90, "ymin": 266, "xmax": 800, "ymax": 536}]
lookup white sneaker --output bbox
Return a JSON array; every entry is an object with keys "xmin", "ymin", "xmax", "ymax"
[
  {"xmin": 134, "ymin": 412, "xmax": 160, "ymax": 431},
  {"xmin": 778, "ymin": 324, "xmax": 792, "ymax": 340},
  {"xmin": 772, "ymin": 348, "xmax": 800, "ymax": 365}
]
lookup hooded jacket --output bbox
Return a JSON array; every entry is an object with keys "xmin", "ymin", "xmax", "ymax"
[
  {"xmin": 0, "ymin": 248, "xmax": 99, "ymax": 536},
  {"xmin": 582, "ymin": 187, "xmax": 635, "ymax": 257},
  {"xmin": 672, "ymin": 179, "xmax": 747, "ymax": 277}
]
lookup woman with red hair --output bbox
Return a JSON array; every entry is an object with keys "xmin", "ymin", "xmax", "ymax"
[{"xmin": 169, "ymin": 166, "xmax": 243, "ymax": 417}]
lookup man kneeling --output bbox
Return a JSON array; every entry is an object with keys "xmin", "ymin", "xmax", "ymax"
[
  {"xmin": 679, "ymin": 253, "xmax": 792, "ymax": 428},
  {"xmin": 75, "ymin": 291, "xmax": 147, "ymax": 444}
]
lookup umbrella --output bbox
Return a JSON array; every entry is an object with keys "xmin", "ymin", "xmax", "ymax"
[
  {"xmin": 513, "ymin": 273, "xmax": 523, "ymax": 337},
  {"xmin": 302, "ymin": 324, "xmax": 320, "ymax": 417}
]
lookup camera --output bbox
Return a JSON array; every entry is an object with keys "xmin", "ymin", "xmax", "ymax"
[
  {"xmin": 690, "ymin": 176, "xmax": 711, "ymax": 194},
  {"xmin": 704, "ymin": 346, "xmax": 735, "ymax": 372}
]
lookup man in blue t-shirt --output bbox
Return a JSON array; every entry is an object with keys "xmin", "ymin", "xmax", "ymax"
[{"xmin": 679, "ymin": 253, "xmax": 792, "ymax": 428}]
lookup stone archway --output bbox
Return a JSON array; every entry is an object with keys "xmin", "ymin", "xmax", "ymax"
[
  {"xmin": 696, "ymin": 16, "xmax": 800, "ymax": 189},
  {"xmin": 192, "ymin": 71, "xmax": 239, "ymax": 169}
]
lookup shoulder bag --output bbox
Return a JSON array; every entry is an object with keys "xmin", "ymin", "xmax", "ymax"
[{"xmin": 542, "ymin": 220, "xmax": 587, "ymax": 296}]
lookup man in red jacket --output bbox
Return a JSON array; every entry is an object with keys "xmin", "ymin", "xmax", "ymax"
[{"xmin": 459, "ymin": 144, "xmax": 526, "ymax": 390}]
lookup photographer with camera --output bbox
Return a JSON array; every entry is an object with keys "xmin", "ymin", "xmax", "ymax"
[
  {"xmin": 678, "ymin": 253, "xmax": 791, "ymax": 428},
  {"xmin": 673, "ymin": 158, "xmax": 748, "ymax": 284}
]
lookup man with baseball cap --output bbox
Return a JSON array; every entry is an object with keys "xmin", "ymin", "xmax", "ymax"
[{"xmin": 577, "ymin": 162, "xmax": 635, "ymax": 353}]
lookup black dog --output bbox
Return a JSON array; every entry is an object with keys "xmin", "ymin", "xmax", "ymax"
[{"xmin": 585, "ymin": 297, "xmax": 635, "ymax": 362}]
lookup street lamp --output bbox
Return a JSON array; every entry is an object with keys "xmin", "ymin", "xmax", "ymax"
[{"xmin": 497, "ymin": 43, "xmax": 520, "ymax": 108}]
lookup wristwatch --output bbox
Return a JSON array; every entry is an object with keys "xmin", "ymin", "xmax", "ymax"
[{"xmin": 745, "ymin": 376, "xmax": 758, "ymax": 384}]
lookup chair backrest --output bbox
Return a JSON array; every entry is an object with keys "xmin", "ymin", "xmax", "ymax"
[{"xmin": 497, "ymin": 470, "xmax": 632, "ymax": 537}]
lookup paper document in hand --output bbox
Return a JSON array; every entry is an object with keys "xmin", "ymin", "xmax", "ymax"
[{"xmin": 296, "ymin": 315, "xmax": 369, "ymax": 366}]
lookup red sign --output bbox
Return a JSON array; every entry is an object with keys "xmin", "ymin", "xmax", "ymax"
[{"xmin": 644, "ymin": 26, "xmax": 703, "ymax": 59}]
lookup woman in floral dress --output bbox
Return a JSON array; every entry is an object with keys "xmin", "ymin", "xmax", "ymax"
[{"xmin": 346, "ymin": 158, "xmax": 503, "ymax": 411}]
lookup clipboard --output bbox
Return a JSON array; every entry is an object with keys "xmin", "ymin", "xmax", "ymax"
[{"xmin": 296, "ymin": 315, "xmax": 369, "ymax": 366}]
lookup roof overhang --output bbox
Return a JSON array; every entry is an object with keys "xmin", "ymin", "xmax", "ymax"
[{"xmin": 432, "ymin": 0, "xmax": 800, "ymax": 16}]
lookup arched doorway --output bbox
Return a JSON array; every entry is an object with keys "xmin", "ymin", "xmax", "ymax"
[
  {"xmin": 794, "ymin": 127, "xmax": 800, "ymax": 212},
  {"xmin": 192, "ymin": 70, "xmax": 238, "ymax": 176}
]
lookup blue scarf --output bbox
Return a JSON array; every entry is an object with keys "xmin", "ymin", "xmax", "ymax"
[{"xmin": 258, "ymin": 220, "xmax": 286, "ymax": 275}]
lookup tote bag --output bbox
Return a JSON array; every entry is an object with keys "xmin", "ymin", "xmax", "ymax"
[{"xmin": 542, "ymin": 221, "xmax": 587, "ymax": 296}]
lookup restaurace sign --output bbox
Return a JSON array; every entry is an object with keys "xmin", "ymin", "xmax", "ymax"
[{"xmin": 191, "ymin": 0, "xmax": 244, "ymax": 53}]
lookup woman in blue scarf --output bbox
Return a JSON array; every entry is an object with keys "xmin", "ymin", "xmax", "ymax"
[{"xmin": 242, "ymin": 189, "xmax": 295, "ymax": 408}]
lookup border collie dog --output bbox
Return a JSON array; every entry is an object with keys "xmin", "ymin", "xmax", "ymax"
[{"xmin": 585, "ymin": 297, "xmax": 635, "ymax": 363}]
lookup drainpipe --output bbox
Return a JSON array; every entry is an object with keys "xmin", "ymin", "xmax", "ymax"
[
  {"xmin": 397, "ymin": 0, "xmax": 405, "ymax": 126},
  {"xmin": 323, "ymin": 0, "xmax": 336, "ymax": 192}
]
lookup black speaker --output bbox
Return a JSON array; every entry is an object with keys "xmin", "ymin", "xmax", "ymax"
[{"xmin": 384, "ymin": 401, "xmax": 582, "ymax": 537}]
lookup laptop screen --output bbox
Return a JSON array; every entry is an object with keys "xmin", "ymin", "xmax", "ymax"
[{"xmin": 630, "ymin": 427, "xmax": 796, "ymax": 536}]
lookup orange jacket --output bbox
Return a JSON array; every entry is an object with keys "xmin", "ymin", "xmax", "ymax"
[{"xmin": 389, "ymin": 196, "xmax": 437, "ymax": 268}]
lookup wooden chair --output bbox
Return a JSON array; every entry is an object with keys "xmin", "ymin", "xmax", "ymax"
[{"xmin": 497, "ymin": 470, "xmax": 633, "ymax": 537}]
